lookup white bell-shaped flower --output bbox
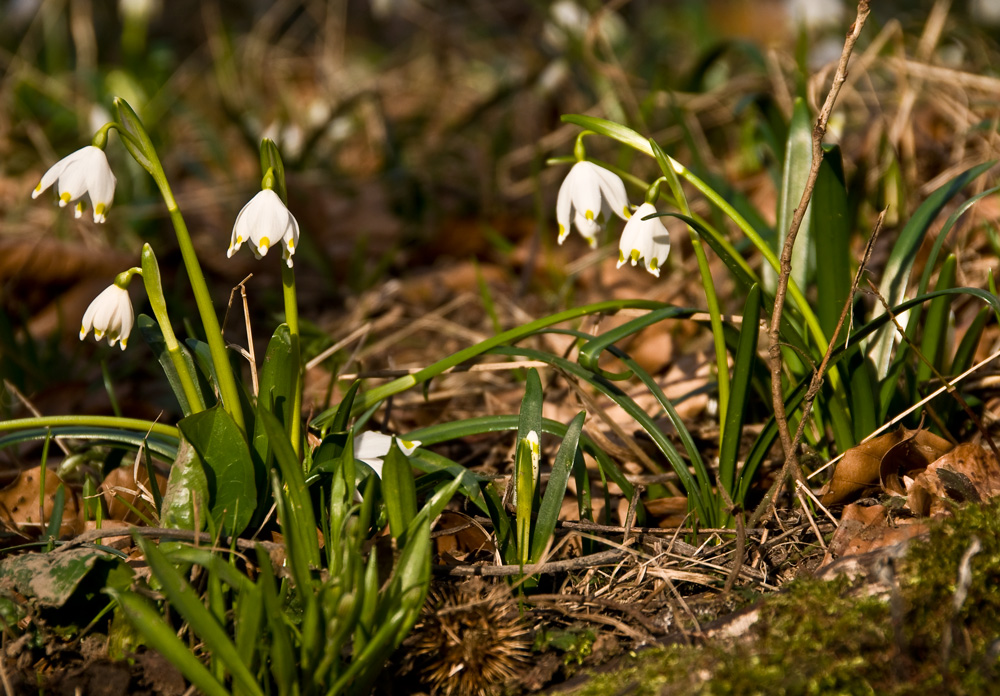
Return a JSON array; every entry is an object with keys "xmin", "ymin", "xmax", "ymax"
[
  {"xmin": 80, "ymin": 283, "xmax": 134, "ymax": 350},
  {"xmin": 556, "ymin": 161, "xmax": 630, "ymax": 248},
  {"xmin": 617, "ymin": 202, "xmax": 671, "ymax": 277},
  {"xmin": 228, "ymin": 189, "xmax": 300, "ymax": 267},
  {"xmin": 32, "ymin": 146, "xmax": 117, "ymax": 223},
  {"xmin": 353, "ymin": 431, "xmax": 421, "ymax": 478}
]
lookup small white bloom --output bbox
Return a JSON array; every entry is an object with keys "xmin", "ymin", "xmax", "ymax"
[
  {"xmin": 32, "ymin": 146, "xmax": 117, "ymax": 223},
  {"xmin": 353, "ymin": 431, "xmax": 421, "ymax": 478},
  {"xmin": 556, "ymin": 161, "xmax": 630, "ymax": 248},
  {"xmin": 617, "ymin": 202, "xmax": 670, "ymax": 278},
  {"xmin": 228, "ymin": 189, "xmax": 300, "ymax": 267},
  {"xmin": 80, "ymin": 284, "xmax": 134, "ymax": 350}
]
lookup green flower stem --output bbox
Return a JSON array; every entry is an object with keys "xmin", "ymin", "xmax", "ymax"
[
  {"xmin": 110, "ymin": 99, "xmax": 244, "ymax": 434},
  {"xmin": 162, "ymin": 204, "xmax": 245, "ymax": 433},
  {"xmin": 355, "ymin": 299, "xmax": 667, "ymax": 412},
  {"xmin": 281, "ymin": 262, "xmax": 303, "ymax": 459},
  {"xmin": 140, "ymin": 244, "xmax": 206, "ymax": 414},
  {"xmin": 650, "ymin": 140, "xmax": 731, "ymax": 436},
  {"xmin": 0, "ymin": 416, "xmax": 179, "ymax": 440}
]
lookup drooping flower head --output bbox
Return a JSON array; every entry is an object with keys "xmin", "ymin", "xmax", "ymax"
[
  {"xmin": 80, "ymin": 276, "xmax": 135, "ymax": 350},
  {"xmin": 353, "ymin": 431, "xmax": 421, "ymax": 478},
  {"xmin": 617, "ymin": 202, "xmax": 670, "ymax": 277},
  {"xmin": 556, "ymin": 161, "xmax": 631, "ymax": 248},
  {"xmin": 228, "ymin": 189, "xmax": 300, "ymax": 267},
  {"xmin": 32, "ymin": 146, "xmax": 117, "ymax": 223}
]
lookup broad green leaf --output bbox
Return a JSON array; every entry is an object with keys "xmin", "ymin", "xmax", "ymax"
[
  {"xmin": 108, "ymin": 589, "xmax": 230, "ymax": 696},
  {"xmin": 812, "ymin": 146, "xmax": 853, "ymax": 338},
  {"xmin": 382, "ymin": 441, "xmax": 418, "ymax": 539},
  {"xmin": 870, "ymin": 160, "xmax": 995, "ymax": 376},
  {"xmin": 256, "ymin": 324, "xmax": 295, "ymax": 431},
  {"xmin": 530, "ymin": 411, "xmax": 585, "ymax": 563},
  {"xmin": 178, "ymin": 405, "xmax": 256, "ymax": 536},
  {"xmin": 160, "ymin": 438, "xmax": 209, "ymax": 532},
  {"xmin": 719, "ymin": 285, "xmax": 761, "ymax": 501},
  {"xmin": 0, "ymin": 548, "xmax": 127, "ymax": 607}
]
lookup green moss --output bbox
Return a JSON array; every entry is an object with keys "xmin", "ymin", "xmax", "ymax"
[{"xmin": 567, "ymin": 500, "xmax": 1000, "ymax": 695}]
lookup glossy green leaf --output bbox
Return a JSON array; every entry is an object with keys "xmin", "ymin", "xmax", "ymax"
[
  {"xmin": 257, "ymin": 324, "xmax": 295, "ymax": 431},
  {"xmin": 0, "ymin": 427, "xmax": 177, "ymax": 459},
  {"xmin": 178, "ymin": 406, "xmax": 256, "ymax": 536},
  {"xmin": 160, "ymin": 438, "xmax": 209, "ymax": 532}
]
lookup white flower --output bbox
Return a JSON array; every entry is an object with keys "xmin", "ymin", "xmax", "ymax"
[
  {"xmin": 556, "ymin": 161, "xmax": 630, "ymax": 248},
  {"xmin": 80, "ymin": 284, "xmax": 134, "ymax": 350},
  {"xmin": 617, "ymin": 202, "xmax": 670, "ymax": 277},
  {"xmin": 353, "ymin": 431, "xmax": 421, "ymax": 478},
  {"xmin": 32, "ymin": 146, "xmax": 117, "ymax": 223},
  {"xmin": 228, "ymin": 189, "xmax": 300, "ymax": 267}
]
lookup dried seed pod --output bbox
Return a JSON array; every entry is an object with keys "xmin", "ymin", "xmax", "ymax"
[{"xmin": 401, "ymin": 579, "xmax": 532, "ymax": 696}]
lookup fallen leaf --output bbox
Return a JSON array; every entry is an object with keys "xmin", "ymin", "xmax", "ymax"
[
  {"xmin": 907, "ymin": 443, "xmax": 1000, "ymax": 516},
  {"xmin": 821, "ymin": 427, "xmax": 951, "ymax": 506},
  {"xmin": 0, "ymin": 466, "xmax": 82, "ymax": 538},
  {"xmin": 102, "ymin": 466, "xmax": 167, "ymax": 524}
]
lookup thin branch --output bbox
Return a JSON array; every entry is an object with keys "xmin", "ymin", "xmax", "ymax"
[{"xmin": 763, "ymin": 1, "xmax": 871, "ymax": 520}]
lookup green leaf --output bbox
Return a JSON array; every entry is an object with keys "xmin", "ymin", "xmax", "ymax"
[
  {"xmin": 160, "ymin": 438, "xmax": 210, "ymax": 532},
  {"xmin": 137, "ymin": 315, "xmax": 208, "ymax": 415},
  {"xmin": 108, "ymin": 589, "xmax": 230, "ymax": 696},
  {"xmin": 254, "ymin": 545, "xmax": 295, "ymax": 693},
  {"xmin": 382, "ymin": 440, "xmax": 418, "ymax": 539},
  {"xmin": 952, "ymin": 306, "xmax": 990, "ymax": 375},
  {"xmin": 515, "ymin": 433, "xmax": 539, "ymax": 567},
  {"xmin": 530, "ymin": 411, "xmax": 585, "ymax": 563},
  {"xmin": 869, "ymin": 160, "xmax": 995, "ymax": 376},
  {"xmin": 0, "ymin": 427, "xmax": 177, "ymax": 459},
  {"xmin": 257, "ymin": 324, "xmax": 295, "ymax": 431},
  {"xmin": 135, "ymin": 537, "xmax": 263, "ymax": 696},
  {"xmin": 769, "ymin": 97, "xmax": 813, "ymax": 293},
  {"xmin": 917, "ymin": 253, "xmax": 958, "ymax": 383},
  {"xmin": 258, "ymin": 407, "xmax": 320, "ymax": 571},
  {"xmin": 259, "ymin": 138, "xmax": 288, "ymax": 203},
  {"xmin": 561, "ymin": 114, "xmax": 651, "ymax": 154},
  {"xmin": 178, "ymin": 406, "xmax": 256, "ymax": 536},
  {"xmin": 719, "ymin": 285, "xmax": 761, "ymax": 503},
  {"xmin": 812, "ymin": 146, "xmax": 853, "ymax": 338},
  {"xmin": 0, "ymin": 548, "xmax": 125, "ymax": 607}
]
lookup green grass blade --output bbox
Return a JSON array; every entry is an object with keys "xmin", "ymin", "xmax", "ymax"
[
  {"xmin": 952, "ymin": 307, "xmax": 990, "ymax": 375},
  {"xmin": 869, "ymin": 160, "xmax": 994, "ymax": 376},
  {"xmin": 718, "ymin": 285, "xmax": 761, "ymax": 503},
  {"xmin": 135, "ymin": 536, "xmax": 263, "ymax": 696},
  {"xmin": 530, "ymin": 411, "xmax": 584, "ymax": 563},
  {"xmin": 107, "ymin": 589, "xmax": 230, "ymax": 696},
  {"xmin": 515, "ymin": 433, "xmax": 538, "ymax": 567},
  {"xmin": 917, "ymin": 253, "xmax": 957, "ymax": 384},
  {"xmin": 255, "ymin": 544, "xmax": 296, "ymax": 694}
]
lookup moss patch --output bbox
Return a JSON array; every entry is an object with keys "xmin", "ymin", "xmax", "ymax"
[{"xmin": 566, "ymin": 499, "xmax": 1000, "ymax": 695}]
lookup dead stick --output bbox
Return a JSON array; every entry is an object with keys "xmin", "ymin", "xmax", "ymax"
[{"xmin": 763, "ymin": 0, "xmax": 871, "ymax": 522}]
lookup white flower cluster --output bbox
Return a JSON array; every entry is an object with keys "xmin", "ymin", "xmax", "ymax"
[{"xmin": 556, "ymin": 161, "xmax": 670, "ymax": 277}]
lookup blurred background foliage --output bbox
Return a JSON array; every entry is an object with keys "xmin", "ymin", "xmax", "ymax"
[{"xmin": 3, "ymin": 0, "xmax": 1000, "ymax": 434}]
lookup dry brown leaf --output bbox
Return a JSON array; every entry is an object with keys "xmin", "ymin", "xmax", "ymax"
[
  {"xmin": 879, "ymin": 429, "xmax": 953, "ymax": 496},
  {"xmin": 823, "ymin": 502, "xmax": 929, "ymax": 564},
  {"xmin": 0, "ymin": 466, "xmax": 82, "ymax": 538},
  {"xmin": 907, "ymin": 443, "xmax": 1000, "ymax": 516},
  {"xmin": 102, "ymin": 466, "xmax": 167, "ymax": 524},
  {"xmin": 821, "ymin": 427, "xmax": 952, "ymax": 506}
]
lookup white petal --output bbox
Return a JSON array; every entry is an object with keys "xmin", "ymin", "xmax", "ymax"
[
  {"xmin": 567, "ymin": 162, "xmax": 604, "ymax": 224},
  {"xmin": 591, "ymin": 164, "xmax": 630, "ymax": 220},
  {"xmin": 555, "ymin": 173, "xmax": 574, "ymax": 244},
  {"xmin": 354, "ymin": 431, "xmax": 394, "ymax": 462}
]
